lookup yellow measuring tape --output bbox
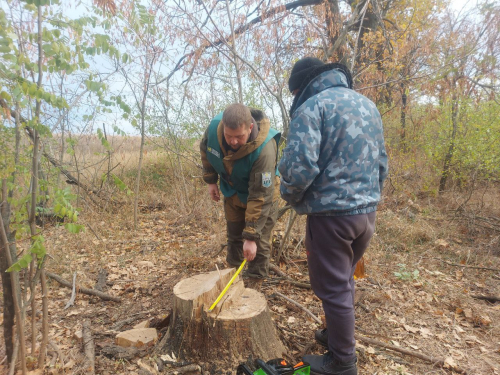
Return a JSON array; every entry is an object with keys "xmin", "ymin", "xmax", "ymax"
[{"xmin": 208, "ymin": 259, "xmax": 247, "ymax": 312}]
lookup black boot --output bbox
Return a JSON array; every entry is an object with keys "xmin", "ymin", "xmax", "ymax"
[
  {"xmin": 303, "ymin": 352, "xmax": 357, "ymax": 375},
  {"xmin": 315, "ymin": 328, "xmax": 328, "ymax": 348}
]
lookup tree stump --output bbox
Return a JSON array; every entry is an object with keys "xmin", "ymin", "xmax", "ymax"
[{"xmin": 158, "ymin": 268, "xmax": 286, "ymax": 363}]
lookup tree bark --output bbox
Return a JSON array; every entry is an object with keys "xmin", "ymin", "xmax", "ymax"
[
  {"xmin": 82, "ymin": 320, "xmax": 95, "ymax": 374},
  {"xmin": 400, "ymin": 82, "xmax": 408, "ymax": 152},
  {"xmin": 0, "ymin": 182, "xmax": 15, "ymax": 363},
  {"xmin": 324, "ymin": 0, "xmax": 347, "ymax": 63},
  {"xmin": 439, "ymin": 79, "xmax": 459, "ymax": 192},
  {"xmin": 0, "ymin": 206, "xmax": 27, "ymax": 374}
]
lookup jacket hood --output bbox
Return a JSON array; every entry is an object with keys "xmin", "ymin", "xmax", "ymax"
[{"xmin": 290, "ymin": 66, "xmax": 350, "ymax": 116}]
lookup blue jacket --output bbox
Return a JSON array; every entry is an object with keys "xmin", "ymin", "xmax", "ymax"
[{"xmin": 278, "ymin": 68, "xmax": 388, "ymax": 215}]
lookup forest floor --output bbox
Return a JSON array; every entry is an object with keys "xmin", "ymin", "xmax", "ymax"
[{"xmin": 1, "ymin": 187, "xmax": 499, "ymax": 375}]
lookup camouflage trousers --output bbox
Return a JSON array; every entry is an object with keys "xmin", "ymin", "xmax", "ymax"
[{"xmin": 224, "ymin": 195, "xmax": 278, "ymax": 278}]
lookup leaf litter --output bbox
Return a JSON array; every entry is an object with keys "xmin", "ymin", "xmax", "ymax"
[{"xmin": 1, "ymin": 195, "xmax": 499, "ymax": 375}]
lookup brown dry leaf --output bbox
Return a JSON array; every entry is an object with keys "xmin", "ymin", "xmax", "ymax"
[
  {"xmin": 63, "ymin": 359, "xmax": 75, "ymax": 369},
  {"xmin": 478, "ymin": 314, "xmax": 492, "ymax": 326},
  {"xmin": 274, "ymin": 306, "xmax": 286, "ymax": 314},
  {"xmin": 138, "ymin": 261, "xmax": 155, "ymax": 268},
  {"xmin": 455, "ymin": 270, "xmax": 463, "ymax": 280},
  {"xmin": 403, "ymin": 324, "xmax": 419, "ymax": 333},
  {"xmin": 443, "ymin": 356, "xmax": 457, "ymax": 369},
  {"xmin": 419, "ymin": 327, "xmax": 432, "ymax": 338},
  {"xmin": 435, "ymin": 239, "xmax": 449, "ymax": 248},
  {"xmin": 463, "ymin": 308, "xmax": 473, "ymax": 321}
]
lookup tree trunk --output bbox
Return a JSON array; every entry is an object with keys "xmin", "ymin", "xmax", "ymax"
[
  {"xmin": 400, "ymin": 82, "xmax": 407, "ymax": 152},
  {"xmin": 439, "ymin": 85, "xmax": 459, "ymax": 193},
  {"xmin": 0, "ymin": 202, "xmax": 27, "ymax": 374},
  {"xmin": 225, "ymin": 0, "xmax": 243, "ymax": 103},
  {"xmin": 324, "ymin": 0, "xmax": 347, "ymax": 63},
  {"xmin": 0, "ymin": 183, "xmax": 15, "ymax": 363},
  {"xmin": 157, "ymin": 268, "xmax": 286, "ymax": 363},
  {"xmin": 353, "ymin": 0, "xmax": 380, "ymax": 70}
]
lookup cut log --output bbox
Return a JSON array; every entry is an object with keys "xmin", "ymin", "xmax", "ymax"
[{"xmin": 157, "ymin": 268, "xmax": 285, "ymax": 363}]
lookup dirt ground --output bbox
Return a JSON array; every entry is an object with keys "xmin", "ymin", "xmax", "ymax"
[{"xmin": 0, "ymin": 190, "xmax": 499, "ymax": 375}]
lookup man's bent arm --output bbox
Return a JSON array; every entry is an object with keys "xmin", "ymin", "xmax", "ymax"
[
  {"xmin": 243, "ymin": 140, "xmax": 278, "ymax": 241},
  {"xmin": 199, "ymin": 127, "xmax": 219, "ymax": 185}
]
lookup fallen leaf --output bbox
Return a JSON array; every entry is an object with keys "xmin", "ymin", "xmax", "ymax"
[
  {"xmin": 463, "ymin": 308, "xmax": 473, "ymax": 321},
  {"xmin": 478, "ymin": 315, "xmax": 492, "ymax": 326},
  {"xmin": 403, "ymin": 324, "xmax": 419, "ymax": 333},
  {"xmin": 443, "ymin": 356, "xmax": 457, "ymax": 369},
  {"xmin": 63, "ymin": 359, "xmax": 75, "ymax": 369},
  {"xmin": 435, "ymin": 239, "xmax": 449, "ymax": 249},
  {"xmin": 419, "ymin": 327, "xmax": 432, "ymax": 338}
]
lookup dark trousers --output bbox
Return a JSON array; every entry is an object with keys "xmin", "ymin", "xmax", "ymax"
[
  {"xmin": 225, "ymin": 198, "xmax": 278, "ymax": 278},
  {"xmin": 305, "ymin": 212, "xmax": 376, "ymax": 362}
]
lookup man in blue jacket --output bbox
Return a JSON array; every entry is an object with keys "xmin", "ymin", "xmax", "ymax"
[{"xmin": 279, "ymin": 57, "xmax": 388, "ymax": 375}]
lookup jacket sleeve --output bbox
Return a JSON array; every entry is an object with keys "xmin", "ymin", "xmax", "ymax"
[
  {"xmin": 278, "ymin": 109, "xmax": 321, "ymax": 205},
  {"xmin": 199, "ymin": 127, "xmax": 219, "ymax": 185},
  {"xmin": 242, "ymin": 139, "xmax": 278, "ymax": 241}
]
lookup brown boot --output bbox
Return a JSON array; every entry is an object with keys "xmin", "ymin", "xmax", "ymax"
[{"xmin": 243, "ymin": 277, "xmax": 263, "ymax": 291}]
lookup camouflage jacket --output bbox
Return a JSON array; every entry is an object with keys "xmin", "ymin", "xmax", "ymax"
[
  {"xmin": 200, "ymin": 109, "xmax": 280, "ymax": 240},
  {"xmin": 278, "ymin": 68, "xmax": 388, "ymax": 215}
]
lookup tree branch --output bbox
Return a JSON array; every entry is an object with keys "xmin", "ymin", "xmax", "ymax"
[{"xmin": 46, "ymin": 272, "xmax": 121, "ymax": 302}]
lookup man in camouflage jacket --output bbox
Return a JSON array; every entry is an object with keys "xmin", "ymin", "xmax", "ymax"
[
  {"xmin": 279, "ymin": 58, "xmax": 388, "ymax": 375},
  {"xmin": 200, "ymin": 104, "xmax": 280, "ymax": 284}
]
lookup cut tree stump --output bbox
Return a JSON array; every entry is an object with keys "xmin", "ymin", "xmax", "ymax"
[{"xmin": 157, "ymin": 268, "xmax": 285, "ymax": 362}]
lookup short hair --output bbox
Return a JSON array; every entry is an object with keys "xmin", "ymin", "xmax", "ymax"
[{"xmin": 222, "ymin": 103, "xmax": 253, "ymax": 130}]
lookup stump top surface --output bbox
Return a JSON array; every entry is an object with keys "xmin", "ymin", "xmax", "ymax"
[
  {"xmin": 212, "ymin": 288, "xmax": 267, "ymax": 320},
  {"xmin": 173, "ymin": 268, "xmax": 234, "ymax": 301}
]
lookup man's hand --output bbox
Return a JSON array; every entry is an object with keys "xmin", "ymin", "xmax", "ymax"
[
  {"xmin": 243, "ymin": 240, "xmax": 257, "ymax": 261},
  {"xmin": 208, "ymin": 184, "xmax": 220, "ymax": 202}
]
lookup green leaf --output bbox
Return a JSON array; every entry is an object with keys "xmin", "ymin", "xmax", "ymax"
[
  {"xmin": 29, "ymin": 84, "xmax": 37, "ymax": 96},
  {"xmin": 112, "ymin": 174, "xmax": 132, "ymax": 195},
  {"xmin": 0, "ymin": 91, "xmax": 11, "ymax": 101},
  {"xmin": 7, "ymin": 253, "xmax": 33, "ymax": 272},
  {"xmin": 65, "ymin": 223, "xmax": 84, "ymax": 233}
]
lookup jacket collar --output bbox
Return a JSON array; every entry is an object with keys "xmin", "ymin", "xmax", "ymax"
[{"xmin": 290, "ymin": 67, "xmax": 349, "ymax": 116}]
